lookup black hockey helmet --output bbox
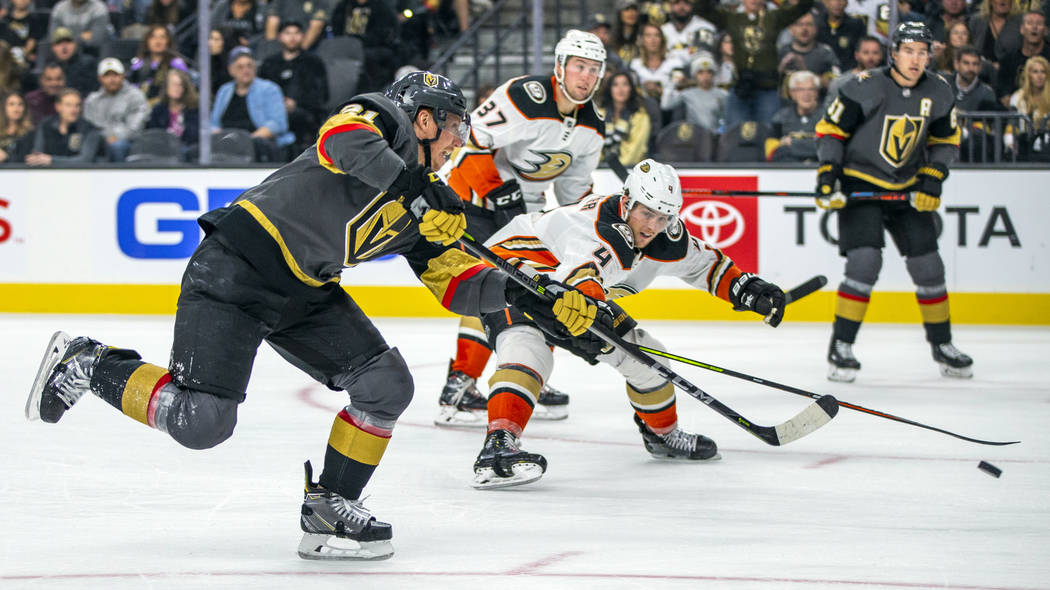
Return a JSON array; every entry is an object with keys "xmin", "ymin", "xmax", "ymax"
[
  {"xmin": 891, "ymin": 21, "xmax": 933, "ymax": 51},
  {"xmin": 386, "ymin": 71, "xmax": 470, "ymax": 142}
]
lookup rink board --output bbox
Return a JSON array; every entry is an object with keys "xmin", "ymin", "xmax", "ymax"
[{"xmin": 0, "ymin": 167, "xmax": 1047, "ymax": 324}]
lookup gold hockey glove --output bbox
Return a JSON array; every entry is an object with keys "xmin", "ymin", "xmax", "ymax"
[
  {"xmin": 911, "ymin": 192, "xmax": 941, "ymax": 211},
  {"xmin": 552, "ymin": 289, "xmax": 598, "ymax": 336},
  {"xmin": 418, "ymin": 209, "xmax": 467, "ymax": 246},
  {"xmin": 911, "ymin": 164, "xmax": 948, "ymax": 212},
  {"xmin": 815, "ymin": 163, "xmax": 846, "ymax": 210}
]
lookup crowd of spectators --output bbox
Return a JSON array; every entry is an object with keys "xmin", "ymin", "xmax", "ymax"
[{"xmin": 2, "ymin": 0, "xmax": 1050, "ymax": 166}]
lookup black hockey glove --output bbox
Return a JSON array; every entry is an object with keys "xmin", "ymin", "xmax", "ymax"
[
  {"xmin": 911, "ymin": 163, "xmax": 948, "ymax": 212},
  {"xmin": 391, "ymin": 164, "xmax": 467, "ymax": 246},
  {"xmin": 485, "ymin": 179, "xmax": 526, "ymax": 227},
  {"xmin": 729, "ymin": 273, "xmax": 786, "ymax": 327},
  {"xmin": 815, "ymin": 163, "xmax": 845, "ymax": 210},
  {"xmin": 388, "ymin": 162, "xmax": 430, "ymax": 202}
]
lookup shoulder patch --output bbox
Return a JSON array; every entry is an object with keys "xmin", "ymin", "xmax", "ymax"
[
  {"xmin": 523, "ymin": 80, "xmax": 546, "ymax": 103},
  {"xmin": 611, "ymin": 223, "xmax": 635, "ymax": 248}
]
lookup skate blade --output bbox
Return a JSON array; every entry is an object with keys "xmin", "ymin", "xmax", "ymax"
[
  {"xmin": 25, "ymin": 331, "xmax": 72, "ymax": 422},
  {"xmin": 433, "ymin": 406, "xmax": 488, "ymax": 428},
  {"xmin": 297, "ymin": 533, "xmax": 393, "ymax": 561},
  {"xmin": 530, "ymin": 404, "xmax": 568, "ymax": 421},
  {"xmin": 472, "ymin": 463, "xmax": 545, "ymax": 490},
  {"xmin": 827, "ymin": 364, "xmax": 857, "ymax": 383},
  {"xmin": 647, "ymin": 451, "xmax": 722, "ymax": 462},
  {"xmin": 939, "ymin": 364, "xmax": 974, "ymax": 379}
]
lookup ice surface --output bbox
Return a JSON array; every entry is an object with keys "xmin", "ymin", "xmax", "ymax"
[{"xmin": 2, "ymin": 314, "xmax": 1047, "ymax": 590}]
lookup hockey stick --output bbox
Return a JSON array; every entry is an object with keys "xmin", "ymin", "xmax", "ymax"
[
  {"xmin": 631, "ymin": 346, "xmax": 1020, "ymax": 447},
  {"xmin": 604, "ymin": 156, "xmax": 907, "ymax": 200},
  {"xmin": 784, "ymin": 275, "xmax": 828, "ymax": 304},
  {"xmin": 459, "ymin": 232, "xmax": 839, "ymax": 446}
]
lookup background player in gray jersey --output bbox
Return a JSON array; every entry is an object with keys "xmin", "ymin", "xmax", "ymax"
[
  {"xmin": 24, "ymin": 71, "xmax": 600, "ymax": 561},
  {"xmin": 814, "ymin": 22, "xmax": 974, "ymax": 382}
]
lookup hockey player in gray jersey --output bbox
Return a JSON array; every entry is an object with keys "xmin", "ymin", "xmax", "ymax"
[
  {"xmin": 24, "ymin": 71, "xmax": 601, "ymax": 560},
  {"xmin": 815, "ymin": 22, "xmax": 973, "ymax": 382}
]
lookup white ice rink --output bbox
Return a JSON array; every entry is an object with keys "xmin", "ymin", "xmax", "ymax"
[{"xmin": 1, "ymin": 314, "xmax": 1047, "ymax": 590}]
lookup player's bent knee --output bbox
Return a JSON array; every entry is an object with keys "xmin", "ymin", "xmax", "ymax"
[
  {"xmin": 844, "ymin": 247, "xmax": 883, "ymax": 285},
  {"xmin": 905, "ymin": 251, "xmax": 945, "ymax": 285},
  {"xmin": 493, "ymin": 326, "xmax": 554, "ymax": 383},
  {"xmin": 164, "ymin": 389, "xmax": 239, "ymax": 450},
  {"xmin": 336, "ymin": 347, "xmax": 414, "ymax": 421}
]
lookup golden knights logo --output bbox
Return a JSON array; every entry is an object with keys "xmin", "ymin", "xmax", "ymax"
[
  {"xmin": 513, "ymin": 150, "xmax": 573, "ymax": 182},
  {"xmin": 423, "ymin": 72, "xmax": 438, "ymax": 87},
  {"xmin": 344, "ymin": 194, "xmax": 412, "ymax": 265},
  {"xmin": 640, "ymin": 162, "xmax": 651, "ymax": 172},
  {"xmin": 879, "ymin": 114, "xmax": 925, "ymax": 167}
]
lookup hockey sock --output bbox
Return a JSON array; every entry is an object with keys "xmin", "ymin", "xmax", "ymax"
[
  {"xmin": 627, "ymin": 381, "xmax": 677, "ymax": 435},
  {"xmin": 833, "ymin": 285, "xmax": 870, "ymax": 343},
  {"xmin": 90, "ymin": 348, "xmax": 173, "ymax": 428},
  {"xmin": 486, "ymin": 364, "xmax": 541, "ymax": 436},
  {"xmin": 319, "ymin": 407, "xmax": 394, "ymax": 501},
  {"xmin": 917, "ymin": 292, "xmax": 952, "ymax": 344},
  {"xmin": 451, "ymin": 316, "xmax": 492, "ymax": 379}
]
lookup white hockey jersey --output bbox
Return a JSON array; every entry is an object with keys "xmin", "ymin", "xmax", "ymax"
[
  {"xmin": 484, "ymin": 193, "xmax": 744, "ymax": 303},
  {"xmin": 446, "ymin": 74, "xmax": 605, "ymax": 212}
]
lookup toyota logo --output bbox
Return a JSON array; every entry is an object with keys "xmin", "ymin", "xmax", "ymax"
[{"xmin": 681, "ymin": 201, "xmax": 745, "ymax": 249}]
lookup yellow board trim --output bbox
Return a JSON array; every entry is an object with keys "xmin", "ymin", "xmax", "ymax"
[
  {"xmin": 2, "ymin": 285, "xmax": 1050, "ymax": 324},
  {"xmin": 328, "ymin": 414, "xmax": 390, "ymax": 466},
  {"xmin": 122, "ymin": 363, "xmax": 169, "ymax": 425},
  {"xmin": 236, "ymin": 201, "xmax": 330, "ymax": 288}
]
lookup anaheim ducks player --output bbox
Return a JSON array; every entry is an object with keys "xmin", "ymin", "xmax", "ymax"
[
  {"xmin": 436, "ymin": 29, "xmax": 608, "ymax": 427},
  {"xmin": 815, "ymin": 21, "xmax": 972, "ymax": 383},
  {"xmin": 471, "ymin": 159, "xmax": 787, "ymax": 489}
]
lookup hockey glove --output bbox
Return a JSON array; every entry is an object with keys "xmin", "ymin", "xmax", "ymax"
[
  {"xmin": 815, "ymin": 163, "xmax": 846, "ymax": 210},
  {"xmin": 910, "ymin": 164, "xmax": 948, "ymax": 212},
  {"xmin": 387, "ymin": 162, "xmax": 430, "ymax": 201},
  {"xmin": 729, "ymin": 273, "xmax": 786, "ymax": 327},
  {"xmin": 485, "ymin": 179, "xmax": 527, "ymax": 227},
  {"xmin": 400, "ymin": 166, "xmax": 467, "ymax": 246},
  {"xmin": 505, "ymin": 276, "xmax": 599, "ymax": 337}
]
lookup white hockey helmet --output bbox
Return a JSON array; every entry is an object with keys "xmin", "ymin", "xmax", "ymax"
[
  {"xmin": 623, "ymin": 159, "xmax": 683, "ymax": 222},
  {"xmin": 554, "ymin": 29, "xmax": 607, "ymax": 105}
]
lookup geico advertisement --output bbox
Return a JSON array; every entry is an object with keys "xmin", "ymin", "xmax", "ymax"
[{"xmin": 0, "ymin": 168, "xmax": 1046, "ymax": 291}]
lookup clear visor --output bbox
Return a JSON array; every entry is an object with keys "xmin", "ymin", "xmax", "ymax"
[
  {"xmin": 630, "ymin": 202, "xmax": 675, "ymax": 231},
  {"xmin": 443, "ymin": 113, "xmax": 470, "ymax": 144}
]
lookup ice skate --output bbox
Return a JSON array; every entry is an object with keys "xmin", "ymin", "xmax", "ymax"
[
  {"xmin": 25, "ymin": 331, "xmax": 105, "ymax": 423},
  {"xmin": 827, "ymin": 337, "xmax": 861, "ymax": 383},
  {"xmin": 531, "ymin": 383, "xmax": 570, "ymax": 421},
  {"xmin": 434, "ymin": 366, "xmax": 489, "ymax": 428},
  {"xmin": 932, "ymin": 342, "xmax": 973, "ymax": 379},
  {"xmin": 472, "ymin": 429, "xmax": 547, "ymax": 489},
  {"xmin": 298, "ymin": 461, "xmax": 393, "ymax": 560},
  {"xmin": 634, "ymin": 414, "xmax": 720, "ymax": 461}
]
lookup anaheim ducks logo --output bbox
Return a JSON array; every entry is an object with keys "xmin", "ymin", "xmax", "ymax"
[
  {"xmin": 345, "ymin": 193, "xmax": 412, "ymax": 265},
  {"xmin": 423, "ymin": 72, "xmax": 438, "ymax": 87},
  {"xmin": 512, "ymin": 150, "xmax": 573, "ymax": 182},
  {"xmin": 879, "ymin": 114, "xmax": 925, "ymax": 167}
]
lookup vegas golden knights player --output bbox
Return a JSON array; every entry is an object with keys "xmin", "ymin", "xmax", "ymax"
[
  {"xmin": 25, "ymin": 72, "xmax": 601, "ymax": 560},
  {"xmin": 815, "ymin": 21, "xmax": 973, "ymax": 382}
]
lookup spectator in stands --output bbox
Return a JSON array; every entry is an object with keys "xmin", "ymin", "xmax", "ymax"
[
  {"xmin": 824, "ymin": 34, "xmax": 884, "ymax": 107},
  {"xmin": 613, "ymin": 0, "xmax": 643, "ymax": 64},
  {"xmin": 661, "ymin": 0, "xmax": 716, "ymax": 63},
  {"xmin": 25, "ymin": 62, "xmax": 64, "ymax": 124},
  {"xmin": 1009, "ymin": 55, "xmax": 1050, "ymax": 126},
  {"xmin": 935, "ymin": 20, "xmax": 971, "ymax": 73},
  {"xmin": 586, "ymin": 14, "xmax": 627, "ymax": 74},
  {"xmin": 695, "ymin": 0, "xmax": 814, "ymax": 127},
  {"xmin": 145, "ymin": 0, "xmax": 191, "ymax": 29},
  {"xmin": 260, "ymin": 20, "xmax": 327, "ymax": 154},
  {"xmin": 146, "ymin": 68, "xmax": 198, "ymax": 156},
  {"xmin": 817, "ymin": 0, "xmax": 865, "ymax": 70},
  {"xmin": 211, "ymin": 46, "xmax": 292, "ymax": 162},
  {"xmin": 713, "ymin": 31, "xmax": 734, "ymax": 90},
  {"xmin": 83, "ymin": 57, "xmax": 148, "ymax": 161},
  {"xmin": 997, "ymin": 11, "xmax": 1050, "ymax": 105},
  {"xmin": 661, "ymin": 53, "xmax": 726, "ymax": 132},
  {"xmin": 631, "ymin": 23, "xmax": 685, "ymax": 102},
  {"xmin": 128, "ymin": 24, "xmax": 188, "ymax": 107},
  {"xmin": 265, "ymin": 0, "xmax": 329, "ymax": 51},
  {"xmin": 331, "ymin": 0, "xmax": 400, "ymax": 93},
  {"xmin": 968, "ymin": 0, "xmax": 1023, "ymax": 63},
  {"xmin": 49, "ymin": 0, "xmax": 110, "ymax": 53},
  {"xmin": 25, "ymin": 87, "xmax": 102, "ymax": 165},
  {"xmin": 0, "ymin": 90, "xmax": 34, "ymax": 162},
  {"xmin": 778, "ymin": 10, "xmax": 840, "ymax": 92},
  {"xmin": 210, "ymin": 0, "xmax": 264, "ymax": 47},
  {"xmin": 597, "ymin": 70, "xmax": 651, "ymax": 166},
  {"xmin": 1, "ymin": 0, "xmax": 48, "ymax": 66},
  {"xmin": 953, "ymin": 46, "xmax": 1003, "ymax": 110},
  {"xmin": 929, "ymin": 0, "xmax": 970, "ymax": 44},
  {"xmin": 766, "ymin": 69, "xmax": 819, "ymax": 162},
  {"xmin": 48, "ymin": 27, "xmax": 98, "ymax": 95},
  {"xmin": 0, "ymin": 39, "xmax": 29, "ymax": 94},
  {"xmin": 208, "ymin": 27, "xmax": 234, "ymax": 96}
]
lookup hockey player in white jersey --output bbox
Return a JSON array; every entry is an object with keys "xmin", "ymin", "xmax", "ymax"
[
  {"xmin": 437, "ymin": 30, "xmax": 608, "ymax": 427},
  {"xmin": 471, "ymin": 159, "xmax": 787, "ymax": 489}
]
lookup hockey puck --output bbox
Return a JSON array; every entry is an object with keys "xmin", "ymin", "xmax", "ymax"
[{"xmin": 977, "ymin": 461, "xmax": 1002, "ymax": 478}]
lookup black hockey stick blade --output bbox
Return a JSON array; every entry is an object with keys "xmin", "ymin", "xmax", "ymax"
[
  {"xmin": 458, "ymin": 232, "xmax": 838, "ymax": 446},
  {"xmin": 635, "ymin": 345, "xmax": 1020, "ymax": 447},
  {"xmin": 784, "ymin": 275, "xmax": 828, "ymax": 304}
]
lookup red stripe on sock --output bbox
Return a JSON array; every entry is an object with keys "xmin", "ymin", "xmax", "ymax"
[
  {"xmin": 145, "ymin": 373, "xmax": 172, "ymax": 429},
  {"xmin": 837, "ymin": 290, "xmax": 870, "ymax": 302},
  {"xmin": 917, "ymin": 294, "xmax": 948, "ymax": 305},
  {"xmin": 337, "ymin": 409, "xmax": 392, "ymax": 438}
]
